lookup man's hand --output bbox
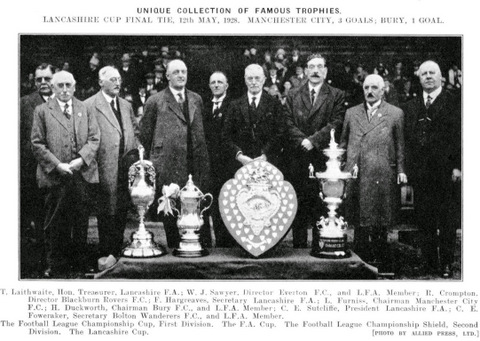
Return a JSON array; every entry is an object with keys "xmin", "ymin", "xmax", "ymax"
[
  {"xmin": 56, "ymin": 163, "xmax": 73, "ymax": 176},
  {"xmin": 397, "ymin": 173, "xmax": 408, "ymax": 184},
  {"xmin": 301, "ymin": 138, "xmax": 314, "ymax": 151},
  {"xmin": 452, "ymin": 168, "xmax": 461, "ymax": 182},
  {"xmin": 237, "ymin": 153, "xmax": 253, "ymax": 166},
  {"xmin": 68, "ymin": 158, "xmax": 84, "ymax": 172}
]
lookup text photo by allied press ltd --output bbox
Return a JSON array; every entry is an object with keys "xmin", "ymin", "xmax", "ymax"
[{"xmin": 19, "ymin": 35, "xmax": 461, "ymax": 280}]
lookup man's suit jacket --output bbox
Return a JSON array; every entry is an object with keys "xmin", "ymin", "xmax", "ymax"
[
  {"xmin": 222, "ymin": 91, "xmax": 284, "ymax": 167},
  {"xmin": 140, "ymin": 87, "xmax": 210, "ymax": 191},
  {"xmin": 264, "ymin": 75, "xmax": 284, "ymax": 91},
  {"xmin": 31, "ymin": 97, "xmax": 100, "ymax": 188},
  {"xmin": 402, "ymin": 90, "xmax": 461, "ymax": 185},
  {"xmin": 284, "ymin": 82, "xmax": 346, "ymax": 176},
  {"xmin": 84, "ymin": 91, "xmax": 140, "ymax": 215},
  {"xmin": 340, "ymin": 101, "xmax": 405, "ymax": 227},
  {"xmin": 203, "ymin": 94, "xmax": 234, "ymax": 187},
  {"xmin": 20, "ymin": 91, "xmax": 46, "ymax": 179}
]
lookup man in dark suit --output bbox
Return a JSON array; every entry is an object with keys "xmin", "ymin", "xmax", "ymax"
[
  {"xmin": 203, "ymin": 71, "xmax": 236, "ymax": 247},
  {"xmin": 20, "ymin": 63, "xmax": 54, "ymax": 251},
  {"xmin": 284, "ymin": 53, "xmax": 346, "ymax": 248},
  {"xmin": 140, "ymin": 59, "xmax": 211, "ymax": 248},
  {"xmin": 84, "ymin": 66, "xmax": 140, "ymax": 260},
  {"xmin": 264, "ymin": 64, "xmax": 284, "ymax": 93},
  {"xmin": 340, "ymin": 74, "xmax": 407, "ymax": 267},
  {"xmin": 402, "ymin": 61, "xmax": 461, "ymax": 277},
  {"xmin": 31, "ymin": 71, "xmax": 100, "ymax": 277},
  {"xmin": 222, "ymin": 63, "xmax": 284, "ymax": 169},
  {"xmin": 119, "ymin": 53, "xmax": 139, "ymax": 98}
]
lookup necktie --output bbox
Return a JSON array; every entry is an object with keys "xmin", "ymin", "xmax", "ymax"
[
  {"xmin": 111, "ymin": 99, "xmax": 118, "ymax": 113},
  {"xmin": 426, "ymin": 95, "xmax": 432, "ymax": 109},
  {"xmin": 250, "ymin": 97, "xmax": 256, "ymax": 110},
  {"xmin": 177, "ymin": 93, "xmax": 184, "ymax": 104},
  {"xmin": 213, "ymin": 101, "xmax": 220, "ymax": 112},
  {"xmin": 311, "ymin": 89, "xmax": 316, "ymax": 104},
  {"xmin": 367, "ymin": 107, "xmax": 376, "ymax": 121},
  {"xmin": 63, "ymin": 103, "xmax": 70, "ymax": 118}
]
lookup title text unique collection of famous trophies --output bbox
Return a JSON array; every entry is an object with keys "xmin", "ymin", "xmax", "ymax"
[{"xmin": 122, "ymin": 129, "xmax": 353, "ymax": 260}]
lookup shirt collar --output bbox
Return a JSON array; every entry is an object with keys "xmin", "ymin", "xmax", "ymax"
[
  {"xmin": 212, "ymin": 93, "xmax": 226, "ymax": 104},
  {"xmin": 169, "ymin": 87, "xmax": 185, "ymax": 100},
  {"xmin": 308, "ymin": 83, "xmax": 322, "ymax": 95},
  {"xmin": 366, "ymin": 100, "xmax": 382, "ymax": 110},
  {"xmin": 423, "ymin": 87, "xmax": 442, "ymax": 104},
  {"xmin": 56, "ymin": 98, "xmax": 72, "ymax": 109},
  {"xmin": 42, "ymin": 94, "xmax": 53, "ymax": 102},
  {"xmin": 102, "ymin": 91, "xmax": 116, "ymax": 104},
  {"xmin": 247, "ymin": 91, "xmax": 262, "ymax": 105}
]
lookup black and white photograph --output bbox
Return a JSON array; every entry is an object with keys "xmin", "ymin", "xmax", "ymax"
[
  {"xmin": 19, "ymin": 35, "xmax": 462, "ymax": 280},
  {"xmin": 3, "ymin": 0, "xmax": 479, "ymax": 339}
]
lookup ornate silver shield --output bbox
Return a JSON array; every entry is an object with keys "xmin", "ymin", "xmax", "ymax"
[{"xmin": 219, "ymin": 160, "xmax": 297, "ymax": 257}]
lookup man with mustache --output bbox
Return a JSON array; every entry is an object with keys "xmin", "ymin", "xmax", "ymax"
[
  {"xmin": 402, "ymin": 61, "xmax": 461, "ymax": 277},
  {"xmin": 20, "ymin": 64, "xmax": 55, "ymax": 250},
  {"xmin": 31, "ymin": 71, "xmax": 100, "ymax": 277},
  {"xmin": 140, "ymin": 59, "xmax": 210, "ymax": 248},
  {"xmin": 284, "ymin": 54, "xmax": 346, "ymax": 248},
  {"xmin": 340, "ymin": 74, "xmax": 407, "ymax": 270},
  {"xmin": 84, "ymin": 66, "xmax": 141, "ymax": 261}
]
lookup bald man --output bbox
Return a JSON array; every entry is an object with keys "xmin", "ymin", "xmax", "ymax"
[
  {"xmin": 340, "ymin": 74, "xmax": 407, "ymax": 269},
  {"xmin": 140, "ymin": 59, "xmax": 210, "ymax": 248},
  {"xmin": 402, "ymin": 61, "xmax": 461, "ymax": 277},
  {"xmin": 31, "ymin": 71, "xmax": 100, "ymax": 277}
]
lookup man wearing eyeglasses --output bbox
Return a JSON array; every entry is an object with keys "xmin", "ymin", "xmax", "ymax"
[
  {"xmin": 31, "ymin": 71, "xmax": 100, "ymax": 278},
  {"xmin": 84, "ymin": 66, "xmax": 140, "ymax": 262},
  {"xmin": 284, "ymin": 54, "xmax": 346, "ymax": 248},
  {"xmin": 20, "ymin": 63, "xmax": 55, "ymax": 271},
  {"xmin": 222, "ymin": 63, "xmax": 284, "ymax": 169}
]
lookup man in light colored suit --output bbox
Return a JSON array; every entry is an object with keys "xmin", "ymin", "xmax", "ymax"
[
  {"xmin": 340, "ymin": 74, "xmax": 407, "ymax": 268},
  {"xmin": 285, "ymin": 53, "xmax": 346, "ymax": 248},
  {"xmin": 31, "ymin": 71, "xmax": 100, "ymax": 277},
  {"xmin": 84, "ymin": 66, "xmax": 140, "ymax": 259},
  {"xmin": 140, "ymin": 59, "xmax": 210, "ymax": 248}
]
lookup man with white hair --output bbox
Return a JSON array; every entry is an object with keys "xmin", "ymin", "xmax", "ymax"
[
  {"xmin": 31, "ymin": 71, "xmax": 100, "ymax": 277},
  {"xmin": 84, "ymin": 66, "xmax": 140, "ymax": 260},
  {"xmin": 340, "ymin": 74, "xmax": 407, "ymax": 269},
  {"xmin": 402, "ymin": 60, "xmax": 461, "ymax": 277},
  {"xmin": 222, "ymin": 63, "xmax": 284, "ymax": 168}
]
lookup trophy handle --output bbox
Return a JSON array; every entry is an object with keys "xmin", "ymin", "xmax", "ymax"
[{"xmin": 200, "ymin": 193, "xmax": 213, "ymax": 216}]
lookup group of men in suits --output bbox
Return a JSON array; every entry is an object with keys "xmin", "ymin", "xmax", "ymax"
[
  {"xmin": 25, "ymin": 65, "xmax": 141, "ymax": 277},
  {"xmin": 21, "ymin": 52, "xmax": 461, "ymax": 278}
]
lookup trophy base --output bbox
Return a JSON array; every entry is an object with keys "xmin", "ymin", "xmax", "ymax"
[
  {"xmin": 173, "ymin": 241, "xmax": 209, "ymax": 258},
  {"xmin": 311, "ymin": 235, "xmax": 351, "ymax": 259},
  {"xmin": 122, "ymin": 230, "xmax": 167, "ymax": 258}
]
